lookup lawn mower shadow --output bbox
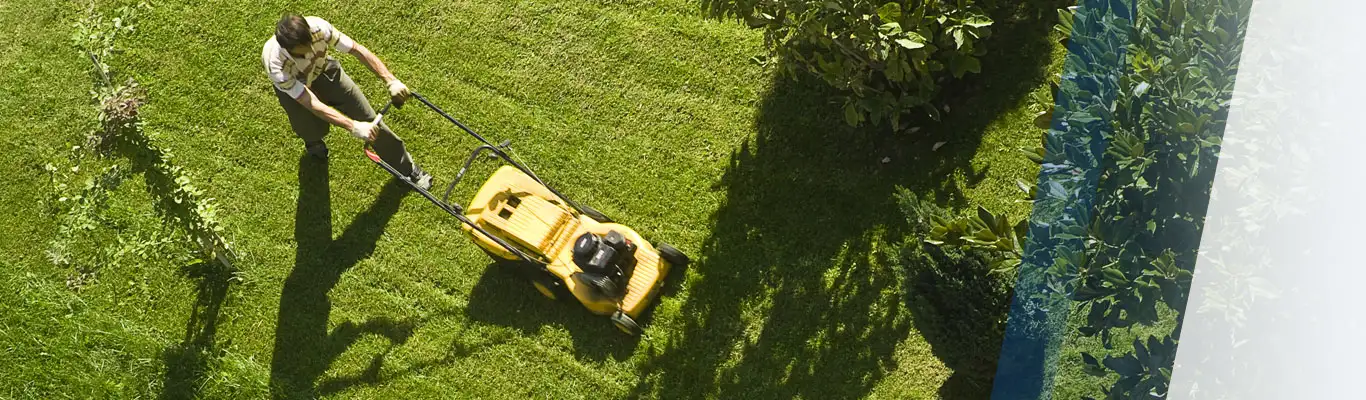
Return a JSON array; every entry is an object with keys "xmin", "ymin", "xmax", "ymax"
[{"xmin": 463, "ymin": 261, "xmax": 640, "ymax": 361}]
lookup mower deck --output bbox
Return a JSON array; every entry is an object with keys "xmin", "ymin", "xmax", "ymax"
[{"xmin": 463, "ymin": 165, "xmax": 671, "ymax": 322}]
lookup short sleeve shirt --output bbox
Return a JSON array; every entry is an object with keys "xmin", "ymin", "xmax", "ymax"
[{"xmin": 261, "ymin": 16, "xmax": 355, "ymax": 99}]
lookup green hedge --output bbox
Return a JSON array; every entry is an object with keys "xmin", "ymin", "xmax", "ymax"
[
  {"xmin": 925, "ymin": 0, "xmax": 1252, "ymax": 397},
  {"xmin": 704, "ymin": 0, "xmax": 994, "ymax": 128}
]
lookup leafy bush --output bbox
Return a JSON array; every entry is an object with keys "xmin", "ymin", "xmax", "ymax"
[
  {"xmin": 897, "ymin": 189, "xmax": 1016, "ymax": 330},
  {"xmin": 704, "ymin": 0, "xmax": 994, "ymax": 128},
  {"xmin": 894, "ymin": 189, "xmax": 1015, "ymax": 396}
]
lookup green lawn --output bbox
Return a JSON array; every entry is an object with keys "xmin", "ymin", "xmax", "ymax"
[{"xmin": 0, "ymin": 0, "xmax": 1063, "ymax": 398}]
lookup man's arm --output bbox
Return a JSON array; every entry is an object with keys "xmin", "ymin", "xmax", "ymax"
[
  {"xmin": 347, "ymin": 42, "xmax": 397, "ymax": 84},
  {"xmin": 293, "ymin": 87, "xmax": 376, "ymax": 141},
  {"xmin": 347, "ymin": 42, "xmax": 411, "ymax": 104}
]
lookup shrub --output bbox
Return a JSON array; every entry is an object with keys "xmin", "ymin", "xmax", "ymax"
[
  {"xmin": 704, "ymin": 0, "xmax": 994, "ymax": 129},
  {"xmin": 894, "ymin": 188, "xmax": 1015, "ymax": 394}
]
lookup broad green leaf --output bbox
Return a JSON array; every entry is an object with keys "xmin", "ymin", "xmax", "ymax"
[
  {"xmin": 1086, "ymin": 300, "xmax": 1109, "ymax": 327},
  {"xmin": 976, "ymin": 206, "xmax": 996, "ymax": 230},
  {"xmin": 1147, "ymin": 335, "xmax": 1167, "ymax": 368},
  {"xmin": 880, "ymin": 22, "xmax": 903, "ymax": 35},
  {"xmin": 1067, "ymin": 111, "xmax": 1101, "ymax": 124},
  {"xmin": 1082, "ymin": 352, "xmax": 1106, "ymax": 377},
  {"xmin": 1133, "ymin": 81, "xmax": 1151, "ymax": 97},
  {"xmin": 988, "ymin": 258, "xmax": 1020, "ymax": 274},
  {"xmin": 960, "ymin": 55, "xmax": 981, "ymax": 75},
  {"xmin": 930, "ymin": 214, "xmax": 949, "ymax": 227},
  {"xmin": 1034, "ymin": 109, "xmax": 1053, "ymax": 130},
  {"xmin": 877, "ymin": 2, "xmax": 902, "ymax": 23},
  {"xmin": 1134, "ymin": 338, "xmax": 1150, "ymax": 369},
  {"xmin": 894, "ymin": 37, "xmax": 925, "ymax": 49},
  {"xmin": 1103, "ymin": 354, "xmax": 1145, "ymax": 377},
  {"xmin": 1155, "ymin": 278, "xmax": 1184, "ymax": 309},
  {"xmin": 906, "ymin": 1, "xmax": 926, "ymax": 28},
  {"xmin": 926, "ymin": 60, "xmax": 944, "ymax": 72},
  {"xmin": 963, "ymin": 15, "xmax": 992, "ymax": 28},
  {"xmin": 949, "ymin": 54, "xmax": 976, "ymax": 78},
  {"xmin": 1055, "ymin": 8, "xmax": 1074, "ymax": 36},
  {"xmin": 843, "ymin": 102, "xmax": 861, "ymax": 126},
  {"xmin": 1171, "ymin": 0, "xmax": 1186, "ymax": 26},
  {"xmin": 1055, "ymin": 232, "xmax": 1084, "ymax": 241},
  {"xmin": 1074, "ymin": 285, "xmax": 1109, "ymax": 301},
  {"xmin": 1103, "ymin": 266, "xmax": 1127, "ymax": 287}
]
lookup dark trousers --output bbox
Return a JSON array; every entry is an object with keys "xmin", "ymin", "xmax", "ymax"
[{"xmin": 275, "ymin": 58, "xmax": 415, "ymax": 177}]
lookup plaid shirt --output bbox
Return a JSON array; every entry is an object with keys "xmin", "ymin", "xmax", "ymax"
[{"xmin": 261, "ymin": 16, "xmax": 355, "ymax": 99}]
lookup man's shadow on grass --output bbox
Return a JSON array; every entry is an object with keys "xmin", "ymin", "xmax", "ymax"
[
  {"xmin": 631, "ymin": 1, "xmax": 1058, "ymax": 398},
  {"xmin": 267, "ymin": 156, "xmax": 419, "ymax": 399}
]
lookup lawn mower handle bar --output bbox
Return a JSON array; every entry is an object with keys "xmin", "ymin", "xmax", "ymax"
[
  {"xmin": 370, "ymin": 93, "xmax": 596, "ymax": 265},
  {"xmin": 362, "ymin": 136, "xmax": 545, "ymax": 265},
  {"xmin": 376, "ymin": 93, "xmax": 599, "ymax": 218}
]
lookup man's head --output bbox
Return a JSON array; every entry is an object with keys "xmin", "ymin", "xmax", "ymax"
[{"xmin": 275, "ymin": 14, "xmax": 312, "ymax": 58}]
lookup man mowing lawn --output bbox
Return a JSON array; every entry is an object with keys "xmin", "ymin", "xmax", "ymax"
[{"xmin": 263, "ymin": 13, "xmax": 433, "ymax": 190}]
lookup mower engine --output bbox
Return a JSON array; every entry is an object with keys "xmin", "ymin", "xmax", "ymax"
[{"xmin": 571, "ymin": 230, "xmax": 637, "ymax": 298}]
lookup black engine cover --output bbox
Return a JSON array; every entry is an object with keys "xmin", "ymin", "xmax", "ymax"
[
  {"xmin": 570, "ymin": 231, "xmax": 638, "ymax": 298},
  {"xmin": 572, "ymin": 233, "xmax": 599, "ymax": 268}
]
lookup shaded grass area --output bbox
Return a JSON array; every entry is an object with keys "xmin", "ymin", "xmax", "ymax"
[
  {"xmin": 631, "ymin": 2, "xmax": 1065, "ymax": 399},
  {"xmin": 0, "ymin": 0, "xmax": 1062, "ymax": 398}
]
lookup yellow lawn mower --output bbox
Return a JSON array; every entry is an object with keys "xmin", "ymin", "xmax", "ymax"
[{"xmin": 363, "ymin": 93, "xmax": 688, "ymax": 335}]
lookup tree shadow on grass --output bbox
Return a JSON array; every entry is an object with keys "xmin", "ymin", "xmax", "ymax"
[
  {"xmin": 908, "ymin": 3, "xmax": 1064, "ymax": 398},
  {"xmin": 93, "ymin": 85, "xmax": 241, "ymax": 400},
  {"xmin": 158, "ymin": 261, "xmax": 233, "ymax": 400},
  {"xmin": 268, "ymin": 156, "xmax": 419, "ymax": 399},
  {"xmin": 632, "ymin": 1, "xmax": 1058, "ymax": 398},
  {"xmin": 463, "ymin": 260, "xmax": 641, "ymax": 361}
]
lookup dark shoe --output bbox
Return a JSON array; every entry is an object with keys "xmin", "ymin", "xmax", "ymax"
[
  {"xmin": 304, "ymin": 141, "xmax": 329, "ymax": 160},
  {"xmin": 406, "ymin": 166, "xmax": 433, "ymax": 191}
]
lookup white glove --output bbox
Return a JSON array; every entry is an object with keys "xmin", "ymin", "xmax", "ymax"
[
  {"xmin": 387, "ymin": 79, "xmax": 412, "ymax": 104},
  {"xmin": 349, "ymin": 116, "xmax": 381, "ymax": 142}
]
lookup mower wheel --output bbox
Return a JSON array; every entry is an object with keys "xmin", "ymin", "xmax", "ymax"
[
  {"xmin": 611, "ymin": 311, "xmax": 641, "ymax": 336},
  {"xmin": 578, "ymin": 204, "xmax": 613, "ymax": 223},
  {"xmin": 657, "ymin": 243, "xmax": 690, "ymax": 268},
  {"xmin": 534, "ymin": 273, "xmax": 574, "ymax": 303},
  {"xmin": 532, "ymin": 281, "xmax": 557, "ymax": 300}
]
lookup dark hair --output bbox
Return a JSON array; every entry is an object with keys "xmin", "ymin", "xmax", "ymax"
[{"xmin": 275, "ymin": 14, "xmax": 311, "ymax": 50}]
